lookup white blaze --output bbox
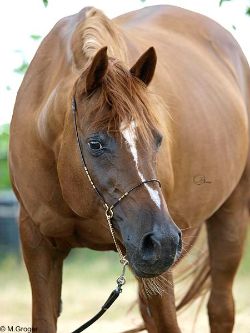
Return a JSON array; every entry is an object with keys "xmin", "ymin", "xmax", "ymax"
[{"xmin": 120, "ymin": 121, "xmax": 161, "ymax": 209}]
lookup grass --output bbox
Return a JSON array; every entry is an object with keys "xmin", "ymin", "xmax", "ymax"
[
  {"xmin": 239, "ymin": 230, "xmax": 250, "ymax": 275},
  {"xmin": 0, "ymin": 124, "xmax": 11, "ymax": 189},
  {"xmin": 0, "ymin": 233, "xmax": 249, "ymax": 333}
]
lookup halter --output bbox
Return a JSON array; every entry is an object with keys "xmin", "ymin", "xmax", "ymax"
[{"xmin": 71, "ymin": 96, "xmax": 161, "ymax": 332}]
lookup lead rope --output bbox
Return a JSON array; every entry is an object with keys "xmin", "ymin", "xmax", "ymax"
[
  {"xmin": 71, "ymin": 96, "xmax": 160, "ymax": 332},
  {"xmin": 71, "ymin": 203, "xmax": 128, "ymax": 333},
  {"xmin": 104, "ymin": 204, "xmax": 126, "ymax": 263}
]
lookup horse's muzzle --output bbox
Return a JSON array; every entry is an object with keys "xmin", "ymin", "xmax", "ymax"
[{"xmin": 126, "ymin": 225, "xmax": 182, "ymax": 278}]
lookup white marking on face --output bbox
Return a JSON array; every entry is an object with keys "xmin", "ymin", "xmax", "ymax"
[
  {"xmin": 121, "ymin": 121, "xmax": 138, "ymax": 165},
  {"xmin": 120, "ymin": 121, "xmax": 161, "ymax": 209},
  {"xmin": 144, "ymin": 182, "xmax": 161, "ymax": 209}
]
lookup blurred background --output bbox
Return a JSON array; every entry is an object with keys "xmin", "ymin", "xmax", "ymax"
[{"xmin": 0, "ymin": 1, "xmax": 249, "ymax": 332}]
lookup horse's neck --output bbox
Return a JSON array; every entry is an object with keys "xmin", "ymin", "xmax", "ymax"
[{"xmin": 37, "ymin": 75, "xmax": 77, "ymax": 156}]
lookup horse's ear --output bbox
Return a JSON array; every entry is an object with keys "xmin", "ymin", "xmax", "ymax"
[
  {"xmin": 86, "ymin": 46, "xmax": 108, "ymax": 93},
  {"xmin": 130, "ymin": 47, "xmax": 157, "ymax": 86}
]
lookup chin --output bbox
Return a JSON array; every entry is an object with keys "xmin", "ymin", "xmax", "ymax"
[{"xmin": 129, "ymin": 262, "xmax": 172, "ymax": 279}]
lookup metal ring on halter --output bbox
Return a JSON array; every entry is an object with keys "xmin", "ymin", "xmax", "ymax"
[{"xmin": 104, "ymin": 204, "xmax": 114, "ymax": 219}]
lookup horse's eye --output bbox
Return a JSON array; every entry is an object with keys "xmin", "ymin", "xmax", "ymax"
[
  {"xmin": 156, "ymin": 134, "xmax": 163, "ymax": 148},
  {"xmin": 88, "ymin": 141, "xmax": 103, "ymax": 150}
]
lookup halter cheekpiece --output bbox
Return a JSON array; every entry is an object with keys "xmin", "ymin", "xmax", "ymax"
[{"xmin": 71, "ymin": 96, "xmax": 161, "ymax": 332}]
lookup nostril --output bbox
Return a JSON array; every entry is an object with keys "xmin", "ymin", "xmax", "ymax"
[
  {"xmin": 140, "ymin": 233, "xmax": 161, "ymax": 263},
  {"xmin": 142, "ymin": 233, "xmax": 154, "ymax": 254},
  {"xmin": 177, "ymin": 231, "xmax": 182, "ymax": 253}
]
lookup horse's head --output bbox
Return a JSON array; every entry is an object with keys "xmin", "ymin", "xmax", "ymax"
[{"xmin": 73, "ymin": 47, "xmax": 182, "ymax": 278}]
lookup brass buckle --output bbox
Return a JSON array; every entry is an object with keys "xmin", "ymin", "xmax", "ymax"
[{"xmin": 104, "ymin": 204, "xmax": 113, "ymax": 220}]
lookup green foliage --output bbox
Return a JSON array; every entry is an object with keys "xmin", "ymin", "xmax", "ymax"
[
  {"xmin": 30, "ymin": 34, "xmax": 42, "ymax": 41},
  {"xmin": 219, "ymin": 0, "xmax": 250, "ymax": 16},
  {"xmin": 14, "ymin": 35, "xmax": 41, "ymax": 77},
  {"xmin": 219, "ymin": 0, "xmax": 231, "ymax": 6},
  {"xmin": 0, "ymin": 124, "xmax": 11, "ymax": 189},
  {"xmin": 43, "ymin": 0, "xmax": 48, "ymax": 7},
  {"xmin": 14, "ymin": 60, "xmax": 29, "ymax": 75}
]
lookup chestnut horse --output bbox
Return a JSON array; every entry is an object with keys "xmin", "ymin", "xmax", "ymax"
[{"xmin": 9, "ymin": 5, "xmax": 250, "ymax": 333}]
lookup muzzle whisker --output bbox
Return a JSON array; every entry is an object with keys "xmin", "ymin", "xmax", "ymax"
[
  {"xmin": 180, "ymin": 225, "xmax": 200, "ymax": 232},
  {"xmin": 140, "ymin": 272, "xmax": 176, "ymax": 298}
]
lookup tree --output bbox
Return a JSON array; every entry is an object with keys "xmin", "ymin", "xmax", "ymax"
[{"xmin": 219, "ymin": 0, "xmax": 250, "ymax": 16}]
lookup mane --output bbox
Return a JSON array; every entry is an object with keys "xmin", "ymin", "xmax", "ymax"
[
  {"xmin": 81, "ymin": 8, "xmax": 128, "ymax": 63},
  {"xmin": 76, "ymin": 8, "xmax": 161, "ymax": 144},
  {"xmin": 82, "ymin": 61, "xmax": 159, "ymax": 144}
]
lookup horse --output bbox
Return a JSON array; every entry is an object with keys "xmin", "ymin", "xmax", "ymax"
[{"xmin": 9, "ymin": 5, "xmax": 250, "ymax": 333}]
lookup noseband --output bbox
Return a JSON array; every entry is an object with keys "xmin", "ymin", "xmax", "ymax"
[{"xmin": 71, "ymin": 96, "xmax": 161, "ymax": 332}]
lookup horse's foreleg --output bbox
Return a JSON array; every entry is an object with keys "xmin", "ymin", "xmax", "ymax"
[
  {"xmin": 138, "ymin": 271, "xmax": 181, "ymax": 333},
  {"xmin": 20, "ymin": 208, "xmax": 69, "ymax": 333},
  {"xmin": 206, "ymin": 183, "xmax": 249, "ymax": 333}
]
